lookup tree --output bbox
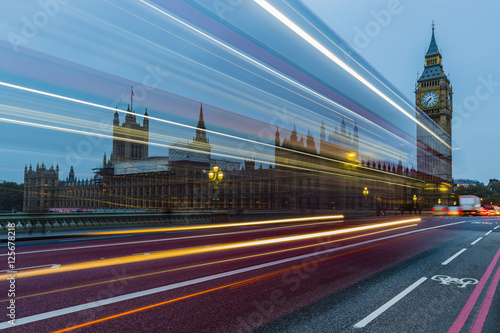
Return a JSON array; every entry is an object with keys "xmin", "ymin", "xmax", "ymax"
[
  {"xmin": 481, "ymin": 194, "xmax": 500, "ymax": 206},
  {"xmin": 488, "ymin": 181, "xmax": 500, "ymax": 194},
  {"xmin": 454, "ymin": 184, "xmax": 491, "ymax": 198},
  {"xmin": 0, "ymin": 182, "xmax": 24, "ymax": 212}
]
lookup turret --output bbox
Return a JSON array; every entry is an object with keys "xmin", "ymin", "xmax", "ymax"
[
  {"xmin": 306, "ymin": 129, "xmax": 316, "ymax": 153},
  {"xmin": 143, "ymin": 108, "xmax": 149, "ymax": 128},
  {"xmin": 195, "ymin": 103, "xmax": 208, "ymax": 144},
  {"xmin": 114, "ymin": 108, "xmax": 120, "ymax": 126},
  {"xmin": 69, "ymin": 166, "xmax": 75, "ymax": 183},
  {"xmin": 320, "ymin": 121, "xmax": 326, "ymax": 155},
  {"xmin": 289, "ymin": 125, "xmax": 298, "ymax": 145}
]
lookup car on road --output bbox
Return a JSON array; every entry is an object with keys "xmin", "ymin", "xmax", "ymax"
[
  {"xmin": 432, "ymin": 205, "xmax": 448, "ymax": 215},
  {"xmin": 447, "ymin": 206, "xmax": 461, "ymax": 215},
  {"xmin": 480, "ymin": 205, "xmax": 496, "ymax": 216}
]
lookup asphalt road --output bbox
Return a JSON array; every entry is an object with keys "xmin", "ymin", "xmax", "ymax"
[{"xmin": 0, "ymin": 215, "xmax": 498, "ymax": 332}]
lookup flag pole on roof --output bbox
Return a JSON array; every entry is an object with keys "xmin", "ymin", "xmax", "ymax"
[{"xmin": 131, "ymin": 86, "xmax": 134, "ymax": 112}]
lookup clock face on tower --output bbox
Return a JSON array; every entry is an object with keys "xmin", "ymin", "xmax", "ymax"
[
  {"xmin": 422, "ymin": 91, "xmax": 438, "ymax": 107},
  {"xmin": 448, "ymin": 93, "xmax": 451, "ymax": 107}
]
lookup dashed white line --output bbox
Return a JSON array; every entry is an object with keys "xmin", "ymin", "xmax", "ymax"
[
  {"xmin": 485, "ymin": 230, "xmax": 492, "ymax": 236},
  {"xmin": 471, "ymin": 237, "xmax": 483, "ymax": 245},
  {"xmin": 354, "ymin": 277, "xmax": 427, "ymax": 328},
  {"xmin": 442, "ymin": 248, "xmax": 467, "ymax": 265},
  {"xmin": 494, "ymin": 226, "xmax": 499, "ymax": 230}
]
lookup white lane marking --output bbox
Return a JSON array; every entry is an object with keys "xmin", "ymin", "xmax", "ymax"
[
  {"xmin": 471, "ymin": 237, "xmax": 483, "ymax": 245},
  {"xmin": 0, "ymin": 221, "xmax": 467, "ymax": 329},
  {"xmin": 57, "ymin": 237, "xmax": 120, "ymax": 243},
  {"xmin": 0, "ymin": 220, "xmax": 342, "ymax": 257},
  {"xmin": 0, "ymin": 266, "xmax": 67, "ymax": 278},
  {"xmin": 354, "ymin": 277, "xmax": 427, "ymax": 328},
  {"xmin": 0, "ymin": 264, "xmax": 59, "ymax": 273},
  {"xmin": 485, "ymin": 230, "xmax": 492, "ymax": 236},
  {"xmin": 494, "ymin": 226, "xmax": 499, "ymax": 230},
  {"xmin": 442, "ymin": 248, "xmax": 467, "ymax": 265}
]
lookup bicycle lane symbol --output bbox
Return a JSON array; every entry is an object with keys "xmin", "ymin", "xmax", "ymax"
[{"xmin": 431, "ymin": 275, "xmax": 478, "ymax": 288}]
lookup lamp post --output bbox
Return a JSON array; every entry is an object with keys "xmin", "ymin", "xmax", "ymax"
[
  {"xmin": 208, "ymin": 164, "xmax": 224, "ymax": 210},
  {"xmin": 363, "ymin": 187, "xmax": 369, "ymax": 211},
  {"xmin": 413, "ymin": 194, "xmax": 417, "ymax": 213}
]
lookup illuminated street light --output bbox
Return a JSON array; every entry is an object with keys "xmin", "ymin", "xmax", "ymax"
[
  {"xmin": 363, "ymin": 187, "xmax": 369, "ymax": 211},
  {"xmin": 208, "ymin": 164, "xmax": 224, "ymax": 210}
]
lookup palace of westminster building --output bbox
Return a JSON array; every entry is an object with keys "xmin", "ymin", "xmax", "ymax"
[{"xmin": 23, "ymin": 26, "xmax": 452, "ymax": 213}]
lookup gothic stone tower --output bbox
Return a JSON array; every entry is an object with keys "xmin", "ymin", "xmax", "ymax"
[
  {"xmin": 416, "ymin": 23, "xmax": 453, "ymax": 205},
  {"xmin": 415, "ymin": 23, "xmax": 453, "ymax": 135},
  {"xmin": 110, "ymin": 105, "xmax": 149, "ymax": 163}
]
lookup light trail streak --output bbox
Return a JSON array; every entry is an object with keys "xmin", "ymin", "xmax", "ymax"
[
  {"xmin": 0, "ymin": 219, "xmax": 345, "ymax": 257},
  {"xmin": 138, "ymin": 1, "xmax": 356, "ymax": 119},
  {"xmin": 0, "ymin": 116, "xmax": 271, "ymax": 169},
  {"xmin": 85, "ymin": 215, "xmax": 344, "ymax": 236},
  {"xmin": 253, "ymin": 0, "xmax": 451, "ymax": 149},
  {"xmin": 6, "ymin": 218, "xmax": 419, "ymax": 279},
  {"xmin": 128, "ymin": 1, "xmax": 443, "ymax": 173},
  {"xmin": 50, "ymin": 282, "xmax": 233, "ymax": 332},
  {"xmin": 135, "ymin": 0, "xmax": 418, "ymax": 150},
  {"xmin": 3, "ymin": 221, "xmax": 468, "ymax": 331},
  {"xmin": 94, "ymin": 0, "xmax": 380, "ymax": 141},
  {"xmin": 49, "ymin": 224, "xmax": 421, "ymax": 332},
  {"xmin": 0, "ymin": 81, "xmax": 414, "ymax": 183},
  {"xmin": 0, "ymin": 223, "xmax": 416, "ymax": 302},
  {"xmin": 283, "ymin": 0, "xmax": 430, "ymax": 118},
  {"xmin": 0, "ymin": 113, "xmax": 421, "ymax": 189}
]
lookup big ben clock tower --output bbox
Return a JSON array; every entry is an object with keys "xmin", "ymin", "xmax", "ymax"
[
  {"xmin": 416, "ymin": 22, "xmax": 453, "ymax": 206},
  {"xmin": 415, "ymin": 22, "xmax": 453, "ymax": 135}
]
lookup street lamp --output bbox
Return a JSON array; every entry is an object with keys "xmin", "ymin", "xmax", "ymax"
[
  {"xmin": 208, "ymin": 164, "xmax": 224, "ymax": 210},
  {"xmin": 413, "ymin": 194, "xmax": 417, "ymax": 213},
  {"xmin": 363, "ymin": 187, "xmax": 369, "ymax": 211},
  {"xmin": 438, "ymin": 198, "xmax": 441, "ymax": 205}
]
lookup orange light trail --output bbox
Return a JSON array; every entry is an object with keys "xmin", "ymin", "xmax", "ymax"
[
  {"xmin": 0, "ymin": 224, "xmax": 416, "ymax": 302},
  {"xmin": 50, "ymin": 222, "xmax": 419, "ymax": 333},
  {"xmin": 50, "ymin": 283, "xmax": 230, "ymax": 333},
  {"xmin": 85, "ymin": 215, "xmax": 344, "ymax": 235},
  {"xmin": 8, "ymin": 218, "xmax": 419, "ymax": 279}
]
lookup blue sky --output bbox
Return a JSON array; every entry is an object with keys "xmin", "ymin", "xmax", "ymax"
[{"xmin": 0, "ymin": 0, "xmax": 498, "ymax": 184}]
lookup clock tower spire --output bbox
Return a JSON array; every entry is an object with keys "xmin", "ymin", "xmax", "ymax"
[{"xmin": 415, "ymin": 22, "xmax": 453, "ymax": 136}]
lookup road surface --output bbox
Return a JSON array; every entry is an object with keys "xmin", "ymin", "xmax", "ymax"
[{"xmin": 0, "ymin": 215, "xmax": 498, "ymax": 332}]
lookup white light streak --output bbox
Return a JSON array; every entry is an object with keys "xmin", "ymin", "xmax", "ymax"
[{"xmin": 253, "ymin": 0, "xmax": 451, "ymax": 149}]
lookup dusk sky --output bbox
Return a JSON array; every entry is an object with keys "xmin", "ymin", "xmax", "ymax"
[{"xmin": 0, "ymin": 0, "xmax": 498, "ymax": 184}]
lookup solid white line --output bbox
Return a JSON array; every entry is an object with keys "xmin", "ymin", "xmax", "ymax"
[
  {"xmin": 0, "ymin": 221, "xmax": 467, "ymax": 329},
  {"xmin": 471, "ymin": 237, "xmax": 483, "ymax": 245},
  {"xmin": 354, "ymin": 277, "xmax": 427, "ymax": 328},
  {"xmin": 442, "ymin": 248, "xmax": 467, "ymax": 265},
  {"xmin": 0, "ymin": 264, "xmax": 59, "ymax": 273},
  {"xmin": 485, "ymin": 230, "xmax": 492, "ymax": 236}
]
